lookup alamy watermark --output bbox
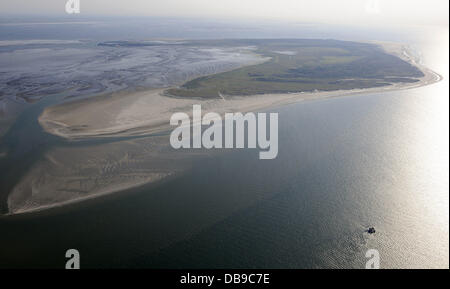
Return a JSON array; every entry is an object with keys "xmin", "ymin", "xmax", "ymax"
[
  {"xmin": 170, "ymin": 105, "xmax": 278, "ymax": 159},
  {"xmin": 65, "ymin": 0, "xmax": 80, "ymax": 14}
]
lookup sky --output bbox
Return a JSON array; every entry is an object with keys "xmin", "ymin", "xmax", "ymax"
[{"xmin": 0, "ymin": 0, "xmax": 448, "ymax": 27}]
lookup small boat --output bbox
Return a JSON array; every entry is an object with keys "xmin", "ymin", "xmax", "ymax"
[{"xmin": 367, "ymin": 227, "xmax": 376, "ymax": 234}]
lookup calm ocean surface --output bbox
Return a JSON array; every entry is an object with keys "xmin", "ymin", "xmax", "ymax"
[{"xmin": 0, "ymin": 20, "xmax": 448, "ymax": 268}]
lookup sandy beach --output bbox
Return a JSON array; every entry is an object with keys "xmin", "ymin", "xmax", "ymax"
[
  {"xmin": 38, "ymin": 43, "xmax": 442, "ymax": 141},
  {"xmin": 6, "ymin": 42, "xmax": 442, "ymax": 215}
]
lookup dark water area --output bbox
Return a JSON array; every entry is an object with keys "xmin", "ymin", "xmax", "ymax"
[{"xmin": 0, "ymin": 90, "xmax": 169, "ymax": 214}]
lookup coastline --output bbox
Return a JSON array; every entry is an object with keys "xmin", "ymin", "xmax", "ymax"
[{"xmin": 38, "ymin": 42, "xmax": 442, "ymax": 141}]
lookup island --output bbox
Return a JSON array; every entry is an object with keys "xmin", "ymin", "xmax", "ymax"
[{"xmin": 4, "ymin": 39, "xmax": 442, "ymax": 214}]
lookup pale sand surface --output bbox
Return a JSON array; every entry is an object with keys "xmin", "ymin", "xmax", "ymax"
[
  {"xmin": 39, "ymin": 43, "xmax": 442, "ymax": 140},
  {"xmin": 7, "ymin": 43, "xmax": 442, "ymax": 215}
]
